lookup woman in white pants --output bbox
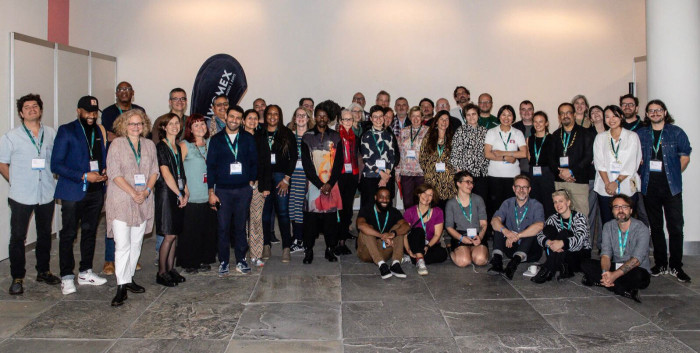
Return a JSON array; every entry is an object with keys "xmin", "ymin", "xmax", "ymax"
[{"xmin": 105, "ymin": 109, "xmax": 159, "ymax": 306}]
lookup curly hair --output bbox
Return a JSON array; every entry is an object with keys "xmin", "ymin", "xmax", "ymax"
[
  {"xmin": 183, "ymin": 113, "xmax": 209, "ymax": 143},
  {"xmin": 315, "ymin": 99, "xmax": 342, "ymax": 124},
  {"xmin": 113, "ymin": 109, "xmax": 151, "ymax": 137},
  {"xmin": 423, "ymin": 110, "xmax": 453, "ymax": 154}
]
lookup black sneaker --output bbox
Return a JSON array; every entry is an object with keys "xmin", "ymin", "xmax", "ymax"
[
  {"xmin": 36, "ymin": 271, "xmax": 61, "ymax": 285},
  {"xmin": 487, "ymin": 262, "xmax": 504, "ymax": 276},
  {"xmin": 390, "ymin": 262, "xmax": 407, "ymax": 279},
  {"xmin": 379, "ymin": 263, "xmax": 392, "ymax": 279},
  {"xmin": 669, "ymin": 267, "xmax": 691, "ymax": 283},
  {"xmin": 621, "ymin": 289, "xmax": 642, "ymax": 303},
  {"xmin": 650, "ymin": 265, "xmax": 667, "ymax": 277},
  {"xmin": 9, "ymin": 278, "xmax": 23, "ymax": 295}
]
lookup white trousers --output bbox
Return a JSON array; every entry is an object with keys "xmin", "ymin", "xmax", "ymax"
[{"xmin": 112, "ymin": 220, "xmax": 146, "ymax": 285}]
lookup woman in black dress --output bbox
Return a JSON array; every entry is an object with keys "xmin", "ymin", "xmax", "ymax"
[{"xmin": 527, "ymin": 111, "xmax": 555, "ymax": 216}]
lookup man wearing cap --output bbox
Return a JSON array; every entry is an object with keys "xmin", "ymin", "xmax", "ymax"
[
  {"xmin": 52, "ymin": 96, "xmax": 109, "ymax": 295},
  {"xmin": 0, "ymin": 94, "xmax": 60, "ymax": 295},
  {"xmin": 101, "ymin": 81, "xmax": 146, "ymax": 142}
]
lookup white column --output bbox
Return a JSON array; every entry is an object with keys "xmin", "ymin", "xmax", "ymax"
[{"xmin": 646, "ymin": 0, "xmax": 700, "ymax": 253}]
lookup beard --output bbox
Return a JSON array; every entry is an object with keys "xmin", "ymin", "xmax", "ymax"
[
  {"xmin": 615, "ymin": 213, "xmax": 630, "ymax": 223},
  {"xmin": 375, "ymin": 202, "xmax": 389, "ymax": 212}
]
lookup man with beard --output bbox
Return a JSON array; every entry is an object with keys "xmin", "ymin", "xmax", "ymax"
[
  {"xmin": 356, "ymin": 187, "xmax": 410, "ymax": 279},
  {"xmin": 580, "ymin": 195, "xmax": 650, "ymax": 302},
  {"xmin": 419, "ymin": 98, "xmax": 435, "ymax": 123},
  {"xmin": 513, "ymin": 100, "xmax": 535, "ymax": 174},
  {"xmin": 352, "ymin": 92, "xmax": 369, "ymax": 120},
  {"xmin": 101, "ymin": 81, "xmax": 145, "ymax": 143},
  {"xmin": 53, "ymin": 96, "xmax": 109, "ymax": 294},
  {"xmin": 488, "ymin": 175, "xmax": 545, "ymax": 279},
  {"xmin": 376, "ymin": 90, "xmax": 391, "ymax": 108},
  {"xmin": 477, "ymin": 93, "xmax": 499, "ymax": 129},
  {"xmin": 391, "ymin": 97, "xmax": 411, "ymax": 137},
  {"xmin": 450, "ymin": 86, "xmax": 471, "ymax": 125},
  {"xmin": 620, "ymin": 94, "xmax": 643, "ymax": 132}
]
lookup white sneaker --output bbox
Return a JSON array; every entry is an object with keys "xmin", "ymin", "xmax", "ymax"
[
  {"xmin": 77, "ymin": 269, "xmax": 107, "ymax": 286},
  {"xmin": 417, "ymin": 259, "xmax": 428, "ymax": 276},
  {"xmin": 401, "ymin": 254, "xmax": 411, "ymax": 264},
  {"xmin": 250, "ymin": 258, "xmax": 265, "ymax": 267},
  {"xmin": 61, "ymin": 278, "xmax": 76, "ymax": 295}
]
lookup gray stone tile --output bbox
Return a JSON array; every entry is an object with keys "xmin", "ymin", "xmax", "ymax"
[
  {"xmin": 0, "ymin": 276, "xmax": 64, "ymax": 301},
  {"xmin": 454, "ymin": 333, "xmax": 575, "ymax": 352},
  {"xmin": 170, "ymin": 339, "xmax": 229, "ymax": 353},
  {"xmin": 640, "ymin": 275, "xmax": 699, "ymax": 296},
  {"xmin": 107, "ymin": 338, "xmax": 179, "ymax": 352},
  {"xmin": 342, "ymin": 300, "xmax": 451, "ymax": 339},
  {"xmin": 260, "ymin": 255, "xmax": 340, "ymax": 276},
  {"xmin": 157, "ymin": 275, "xmax": 257, "ymax": 304},
  {"xmin": 63, "ymin": 277, "xmax": 166, "ymax": 302},
  {"xmin": 628, "ymin": 295, "xmax": 700, "ymax": 330},
  {"xmin": 565, "ymin": 331, "xmax": 693, "ymax": 352},
  {"xmin": 249, "ymin": 275, "xmax": 340, "ymax": 303},
  {"xmin": 672, "ymin": 331, "xmax": 700, "ymax": 352},
  {"xmin": 507, "ymin": 272, "xmax": 605, "ymax": 299},
  {"xmin": 439, "ymin": 298, "xmax": 557, "ymax": 336},
  {"xmin": 0, "ymin": 338, "xmax": 114, "ymax": 353},
  {"xmin": 227, "ymin": 339, "xmax": 342, "ymax": 352},
  {"xmin": 340, "ymin": 255, "xmax": 383, "ymax": 275},
  {"xmin": 529, "ymin": 296, "xmax": 658, "ymax": 334},
  {"xmin": 234, "ymin": 302, "xmax": 340, "ymax": 340},
  {"xmin": 342, "ymin": 274, "xmax": 433, "ymax": 302},
  {"xmin": 424, "ymin": 271, "xmax": 522, "ymax": 301},
  {"xmin": 123, "ymin": 301, "xmax": 243, "ymax": 339},
  {"xmin": 0, "ymin": 300, "xmax": 55, "ymax": 338},
  {"xmin": 344, "ymin": 337, "xmax": 461, "ymax": 352},
  {"xmin": 13, "ymin": 299, "xmax": 150, "ymax": 338}
]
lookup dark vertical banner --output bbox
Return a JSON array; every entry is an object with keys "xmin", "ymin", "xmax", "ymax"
[{"xmin": 190, "ymin": 54, "xmax": 247, "ymax": 119}]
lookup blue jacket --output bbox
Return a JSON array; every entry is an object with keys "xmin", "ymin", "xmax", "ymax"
[
  {"xmin": 638, "ymin": 124, "xmax": 691, "ymax": 196},
  {"xmin": 206, "ymin": 129, "xmax": 258, "ymax": 190},
  {"xmin": 52, "ymin": 120, "xmax": 107, "ymax": 201}
]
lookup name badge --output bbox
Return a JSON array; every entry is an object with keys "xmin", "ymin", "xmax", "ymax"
[
  {"xmin": 609, "ymin": 162, "xmax": 622, "ymax": 174},
  {"xmin": 177, "ymin": 178, "xmax": 184, "ymax": 190},
  {"xmin": 650, "ymin": 160, "xmax": 663, "ymax": 172},
  {"xmin": 532, "ymin": 166, "xmax": 542, "ymax": 176},
  {"xmin": 230, "ymin": 162, "xmax": 243, "ymax": 175},
  {"xmin": 31, "ymin": 158, "xmax": 46, "ymax": 170},
  {"xmin": 270, "ymin": 154, "xmax": 276, "ymax": 165},
  {"xmin": 406, "ymin": 149, "xmax": 417, "ymax": 159},
  {"xmin": 376, "ymin": 160, "xmax": 386, "ymax": 171},
  {"xmin": 435, "ymin": 162, "xmax": 446, "ymax": 172},
  {"xmin": 467, "ymin": 228, "xmax": 477, "ymax": 238},
  {"xmin": 203, "ymin": 173, "xmax": 207, "ymax": 183},
  {"xmin": 345, "ymin": 163, "xmax": 353, "ymax": 173},
  {"xmin": 134, "ymin": 174, "xmax": 146, "ymax": 186},
  {"xmin": 89, "ymin": 160, "xmax": 99, "ymax": 172},
  {"xmin": 295, "ymin": 160, "xmax": 303, "ymax": 170},
  {"xmin": 615, "ymin": 263, "xmax": 622, "ymax": 270},
  {"xmin": 559, "ymin": 157, "xmax": 569, "ymax": 167}
]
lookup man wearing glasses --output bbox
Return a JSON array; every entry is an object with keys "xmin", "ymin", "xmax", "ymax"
[
  {"xmin": 477, "ymin": 93, "xmax": 499, "ymax": 129},
  {"xmin": 351, "ymin": 92, "xmax": 369, "ymax": 120},
  {"xmin": 580, "ymin": 195, "xmax": 650, "ymax": 302},
  {"xmin": 620, "ymin": 94, "xmax": 643, "ymax": 132},
  {"xmin": 151, "ymin": 88, "xmax": 188, "ymax": 143},
  {"xmin": 101, "ymin": 81, "xmax": 146, "ymax": 143},
  {"xmin": 209, "ymin": 94, "xmax": 229, "ymax": 136}
]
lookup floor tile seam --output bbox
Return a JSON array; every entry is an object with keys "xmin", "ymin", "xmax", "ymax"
[
  {"xmin": 610, "ymin": 294, "xmax": 664, "ymax": 331},
  {"xmin": 227, "ymin": 269, "xmax": 265, "ymax": 349},
  {"xmin": 8, "ymin": 299, "xmax": 60, "ymax": 339},
  {"xmin": 243, "ymin": 300, "xmax": 343, "ymax": 306},
  {"xmin": 339, "ymin": 273, "xmax": 344, "ymax": 344},
  {"xmin": 114, "ymin": 285, "xmax": 168, "ymax": 341},
  {"xmin": 520, "ymin": 293, "xmax": 577, "ymax": 348},
  {"xmin": 5, "ymin": 337, "xmax": 116, "ymax": 341}
]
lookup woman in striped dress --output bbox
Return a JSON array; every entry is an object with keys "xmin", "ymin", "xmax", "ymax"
[{"xmin": 289, "ymin": 107, "xmax": 314, "ymax": 253}]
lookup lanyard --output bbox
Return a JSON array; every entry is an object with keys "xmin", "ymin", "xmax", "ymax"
[
  {"xmin": 374, "ymin": 206, "xmax": 389, "ymax": 233},
  {"xmin": 295, "ymin": 131, "xmax": 303, "ymax": 157},
  {"xmin": 499, "ymin": 131, "xmax": 511, "ymax": 151},
  {"xmin": 195, "ymin": 143, "xmax": 207, "ymax": 161},
  {"xmin": 559, "ymin": 215, "xmax": 572, "ymax": 230},
  {"xmin": 533, "ymin": 135, "xmax": 546, "ymax": 165},
  {"xmin": 267, "ymin": 128, "xmax": 277, "ymax": 149},
  {"xmin": 79, "ymin": 123, "xmax": 96, "ymax": 160},
  {"xmin": 609, "ymin": 134, "xmax": 621, "ymax": 162},
  {"xmin": 630, "ymin": 120, "xmax": 640, "ymax": 131},
  {"xmin": 417, "ymin": 207, "xmax": 431, "ymax": 232},
  {"xmin": 21, "ymin": 122, "xmax": 44, "ymax": 156},
  {"xmin": 437, "ymin": 143, "xmax": 445, "ymax": 157},
  {"xmin": 514, "ymin": 205, "xmax": 529, "ymax": 231},
  {"xmin": 128, "ymin": 137, "xmax": 141, "ymax": 166},
  {"xmin": 370, "ymin": 129, "xmax": 385, "ymax": 155},
  {"xmin": 652, "ymin": 128, "xmax": 663, "ymax": 159},
  {"xmin": 618, "ymin": 226, "xmax": 630, "ymax": 257},
  {"xmin": 561, "ymin": 130, "xmax": 573, "ymax": 155},
  {"xmin": 409, "ymin": 125, "xmax": 422, "ymax": 148},
  {"xmin": 164, "ymin": 138, "xmax": 181, "ymax": 178},
  {"xmin": 456, "ymin": 196, "xmax": 473, "ymax": 223},
  {"xmin": 225, "ymin": 133, "xmax": 239, "ymax": 160}
]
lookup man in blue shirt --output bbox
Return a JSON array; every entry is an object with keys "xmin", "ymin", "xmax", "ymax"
[
  {"xmin": 0, "ymin": 94, "xmax": 60, "ymax": 295},
  {"xmin": 637, "ymin": 99, "xmax": 692, "ymax": 282},
  {"xmin": 207, "ymin": 105, "xmax": 258, "ymax": 276}
]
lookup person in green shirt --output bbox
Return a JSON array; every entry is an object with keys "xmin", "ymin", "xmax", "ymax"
[{"xmin": 478, "ymin": 93, "xmax": 499, "ymax": 129}]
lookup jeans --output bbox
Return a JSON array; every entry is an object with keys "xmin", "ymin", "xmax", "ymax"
[
  {"xmin": 104, "ymin": 236, "xmax": 115, "ymax": 262},
  {"xmin": 59, "ymin": 191, "xmax": 104, "ymax": 278},
  {"xmin": 580, "ymin": 258, "xmax": 650, "ymax": 294},
  {"xmin": 645, "ymin": 178, "xmax": 684, "ymax": 269},
  {"xmin": 8, "ymin": 199, "xmax": 55, "ymax": 279},
  {"xmin": 262, "ymin": 172, "xmax": 292, "ymax": 248},
  {"xmin": 492, "ymin": 231, "xmax": 542, "ymax": 263},
  {"xmin": 596, "ymin": 193, "xmax": 641, "ymax": 250},
  {"xmin": 216, "ymin": 187, "xmax": 253, "ymax": 265}
]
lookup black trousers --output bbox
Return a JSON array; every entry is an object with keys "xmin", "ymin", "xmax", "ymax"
[
  {"xmin": 472, "ymin": 176, "xmax": 488, "ymax": 201},
  {"xmin": 580, "ymin": 259, "xmax": 650, "ymax": 294},
  {"xmin": 406, "ymin": 228, "xmax": 448, "ymax": 264},
  {"xmin": 486, "ymin": 176, "xmax": 514, "ymax": 219},
  {"xmin": 338, "ymin": 173, "xmax": 359, "ymax": 241},
  {"xmin": 529, "ymin": 167, "xmax": 555, "ymax": 217},
  {"xmin": 644, "ymin": 178, "xmax": 684, "ymax": 269},
  {"xmin": 59, "ymin": 191, "xmax": 104, "ymax": 277},
  {"xmin": 8, "ymin": 199, "xmax": 55, "ymax": 279},
  {"xmin": 177, "ymin": 202, "xmax": 217, "ymax": 268},
  {"xmin": 303, "ymin": 212, "xmax": 338, "ymax": 250},
  {"xmin": 492, "ymin": 232, "xmax": 542, "ymax": 262}
]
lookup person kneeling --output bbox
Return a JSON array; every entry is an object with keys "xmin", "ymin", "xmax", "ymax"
[
  {"xmin": 403, "ymin": 184, "xmax": 448, "ymax": 276},
  {"xmin": 357, "ymin": 187, "xmax": 410, "ymax": 279},
  {"xmin": 445, "ymin": 171, "xmax": 489, "ymax": 269},
  {"xmin": 580, "ymin": 195, "xmax": 650, "ymax": 302}
]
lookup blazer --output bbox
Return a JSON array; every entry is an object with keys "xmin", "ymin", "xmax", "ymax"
[{"xmin": 52, "ymin": 120, "xmax": 107, "ymax": 201}]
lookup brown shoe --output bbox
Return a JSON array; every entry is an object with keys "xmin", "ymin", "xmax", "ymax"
[
  {"xmin": 282, "ymin": 248, "xmax": 291, "ymax": 263},
  {"xmin": 135, "ymin": 262, "xmax": 142, "ymax": 271},
  {"xmin": 262, "ymin": 245, "xmax": 271, "ymax": 260},
  {"xmin": 102, "ymin": 261, "xmax": 115, "ymax": 275}
]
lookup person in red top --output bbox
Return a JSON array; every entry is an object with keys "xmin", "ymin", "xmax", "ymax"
[{"xmin": 337, "ymin": 109, "xmax": 360, "ymax": 255}]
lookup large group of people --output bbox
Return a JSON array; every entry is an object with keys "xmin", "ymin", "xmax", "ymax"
[{"xmin": 0, "ymin": 83, "xmax": 692, "ymax": 306}]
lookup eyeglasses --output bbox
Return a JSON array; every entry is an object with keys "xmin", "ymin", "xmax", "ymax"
[
  {"xmin": 559, "ymin": 111, "xmax": 574, "ymax": 116},
  {"xmin": 170, "ymin": 97, "xmax": 187, "ymax": 102},
  {"xmin": 514, "ymin": 185, "xmax": 530, "ymax": 190},
  {"xmin": 459, "ymin": 179, "xmax": 474, "ymax": 184},
  {"xmin": 340, "ymin": 117, "xmax": 353, "ymax": 122},
  {"xmin": 117, "ymin": 87, "xmax": 133, "ymax": 93},
  {"xmin": 621, "ymin": 103, "xmax": 636, "ymax": 107},
  {"xmin": 647, "ymin": 109, "xmax": 664, "ymax": 114},
  {"xmin": 478, "ymin": 100, "xmax": 492, "ymax": 104},
  {"xmin": 612, "ymin": 205, "xmax": 631, "ymax": 211},
  {"xmin": 214, "ymin": 102, "xmax": 229, "ymax": 108},
  {"xmin": 128, "ymin": 122, "xmax": 144, "ymax": 127}
]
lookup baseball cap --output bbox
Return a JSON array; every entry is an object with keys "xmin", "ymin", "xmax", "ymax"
[{"xmin": 77, "ymin": 96, "xmax": 100, "ymax": 112}]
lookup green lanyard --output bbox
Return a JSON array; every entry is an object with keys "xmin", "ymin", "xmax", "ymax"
[
  {"xmin": 370, "ymin": 129, "xmax": 385, "ymax": 155},
  {"xmin": 561, "ymin": 130, "xmax": 573, "ymax": 155},
  {"xmin": 164, "ymin": 138, "xmax": 181, "ymax": 178},
  {"xmin": 21, "ymin": 122, "xmax": 44, "ymax": 156},
  {"xmin": 499, "ymin": 131, "xmax": 511, "ymax": 151},
  {"xmin": 195, "ymin": 140, "xmax": 208, "ymax": 161},
  {"xmin": 630, "ymin": 120, "xmax": 640, "ymax": 131},
  {"xmin": 437, "ymin": 143, "xmax": 445, "ymax": 157},
  {"xmin": 128, "ymin": 137, "xmax": 141, "ymax": 166},
  {"xmin": 559, "ymin": 215, "xmax": 572, "ymax": 230},
  {"xmin": 295, "ymin": 131, "xmax": 302, "ymax": 157},
  {"xmin": 225, "ymin": 133, "xmax": 239, "ymax": 160},
  {"xmin": 409, "ymin": 125, "xmax": 422, "ymax": 148},
  {"xmin": 514, "ymin": 205, "xmax": 529, "ymax": 231},
  {"xmin": 268, "ymin": 129, "xmax": 277, "ymax": 149},
  {"xmin": 374, "ymin": 206, "xmax": 389, "ymax": 233},
  {"xmin": 652, "ymin": 128, "xmax": 663, "ymax": 159},
  {"xmin": 610, "ymin": 136, "xmax": 621, "ymax": 162},
  {"xmin": 417, "ymin": 207, "xmax": 431, "ymax": 232},
  {"xmin": 618, "ymin": 226, "xmax": 629, "ymax": 257},
  {"xmin": 533, "ymin": 135, "xmax": 546, "ymax": 165},
  {"xmin": 456, "ymin": 196, "xmax": 473, "ymax": 223},
  {"xmin": 79, "ymin": 123, "xmax": 96, "ymax": 160}
]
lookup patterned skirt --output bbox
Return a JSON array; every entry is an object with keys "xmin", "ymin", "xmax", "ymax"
[{"xmin": 289, "ymin": 167, "xmax": 307, "ymax": 223}]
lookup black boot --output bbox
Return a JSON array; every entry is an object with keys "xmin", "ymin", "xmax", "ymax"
[
  {"xmin": 557, "ymin": 263, "xmax": 574, "ymax": 281},
  {"xmin": 125, "ymin": 280, "xmax": 145, "ymax": 293},
  {"xmin": 111, "ymin": 285, "xmax": 128, "ymax": 307},
  {"xmin": 303, "ymin": 248, "xmax": 314, "ymax": 264},
  {"xmin": 156, "ymin": 272, "xmax": 176, "ymax": 287},
  {"xmin": 531, "ymin": 267, "xmax": 554, "ymax": 284},
  {"xmin": 487, "ymin": 254, "xmax": 504, "ymax": 275},
  {"xmin": 325, "ymin": 247, "xmax": 338, "ymax": 262},
  {"xmin": 503, "ymin": 256, "xmax": 521, "ymax": 280},
  {"xmin": 169, "ymin": 269, "xmax": 186, "ymax": 283},
  {"xmin": 621, "ymin": 289, "xmax": 642, "ymax": 303}
]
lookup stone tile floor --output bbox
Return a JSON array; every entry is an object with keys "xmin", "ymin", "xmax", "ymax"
[{"xmin": 0, "ymin": 217, "xmax": 699, "ymax": 352}]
